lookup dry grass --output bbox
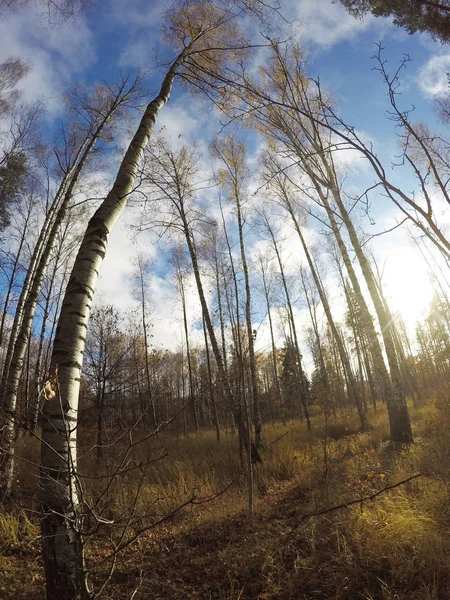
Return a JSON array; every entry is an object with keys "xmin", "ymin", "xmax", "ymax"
[{"xmin": 4, "ymin": 397, "xmax": 450, "ymax": 599}]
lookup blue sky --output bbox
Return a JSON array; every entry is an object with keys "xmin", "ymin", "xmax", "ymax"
[{"xmin": 2, "ymin": 0, "xmax": 449, "ymax": 363}]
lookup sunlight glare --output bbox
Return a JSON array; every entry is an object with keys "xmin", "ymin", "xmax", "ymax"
[{"xmin": 382, "ymin": 249, "xmax": 433, "ymax": 331}]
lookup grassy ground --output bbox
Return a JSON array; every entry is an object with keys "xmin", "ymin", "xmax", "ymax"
[{"xmin": 2, "ymin": 398, "xmax": 450, "ymax": 599}]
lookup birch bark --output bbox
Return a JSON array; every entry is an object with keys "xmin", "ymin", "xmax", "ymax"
[
  {"xmin": 40, "ymin": 50, "xmax": 188, "ymax": 600},
  {"xmin": 215, "ymin": 137, "xmax": 263, "ymax": 449},
  {"xmin": 0, "ymin": 84, "xmax": 135, "ymax": 495}
]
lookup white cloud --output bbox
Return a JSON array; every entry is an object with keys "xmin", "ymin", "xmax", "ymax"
[
  {"xmin": 0, "ymin": 6, "xmax": 95, "ymax": 113},
  {"xmin": 417, "ymin": 54, "xmax": 450, "ymax": 98},
  {"xmin": 285, "ymin": 0, "xmax": 378, "ymax": 48},
  {"xmin": 96, "ymin": 206, "xmax": 157, "ymax": 312},
  {"xmin": 119, "ymin": 39, "xmax": 156, "ymax": 70},
  {"xmin": 107, "ymin": 0, "xmax": 164, "ymax": 31},
  {"xmin": 157, "ymin": 103, "xmax": 200, "ymax": 141},
  {"xmin": 95, "ymin": 202, "xmax": 210, "ymax": 352}
]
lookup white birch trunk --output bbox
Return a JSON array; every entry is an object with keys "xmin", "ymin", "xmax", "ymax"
[
  {"xmin": 235, "ymin": 193, "xmax": 263, "ymax": 449},
  {"xmin": 0, "ymin": 144, "xmax": 85, "ymax": 398},
  {"xmin": 0, "ymin": 92, "xmax": 127, "ymax": 495},
  {"xmin": 259, "ymin": 259, "xmax": 283, "ymax": 416},
  {"xmin": 39, "ymin": 51, "xmax": 187, "ymax": 600},
  {"xmin": 263, "ymin": 215, "xmax": 311, "ymax": 428}
]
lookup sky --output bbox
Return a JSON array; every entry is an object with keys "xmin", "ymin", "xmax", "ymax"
[{"xmin": 2, "ymin": 0, "xmax": 450, "ymax": 368}]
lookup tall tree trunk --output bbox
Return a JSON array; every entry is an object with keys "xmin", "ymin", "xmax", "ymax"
[
  {"xmin": 259, "ymin": 256, "xmax": 283, "ymax": 417},
  {"xmin": 23, "ymin": 327, "xmax": 32, "ymax": 430},
  {"xmin": 300, "ymin": 268, "xmax": 331, "ymax": 410},
  {"xmin": 31, "ymin": 222, "xmax": 68, "ymax": 433},
  {"xmin": 216, "ymin": 197, "xmax": 258, "ymax": 464},
  {"xmin": 42, "ymin": 259, "xmax": 70, "ymax": 384},
  {"xmin": 283, "ymin": 200, "xmax": 368, "ymax": 430},
  {"xmin": 181, "ymin": 210, "xmax": 258, "ymax": 466},
  {"xmin": 213, "ymin": 238, "xmax": 228, "ymax": 375},
  {"xmin": 342, "ymin": 278, "xmax": 367, "ymax": 410},
  {"xmin": 203, "ymin": 315, "xmax": 220, "ymax": 442},
  {"xmin": 257, "ymin": 60, "xmax": 411, "ymax": 439},
  {"xmin": 137, "ymin": 258, "xmax": 158, "ymax": 430},
  {"xmin": 235, "ymin": 187, "xmax": 262, "ymax": 450},
  {"xmin": 215, "ymin": 137, "xmax": 263, "ymax": 450},
  {"xmin": 0, "ymin": 88, "xmax": 132, "ymax": 494},
  {"xmin": 40, "ymin": 51, "xmax": 188, "ymax": 600},
  {"xmin": 327, "ymin": 178, "xmax": 412, "ymax": 442},
  {"xmin": 179, "ymin": 270, "xmax": 199, "ymax": 434},
  {"xmin": 213, "ymin": 239, "xmax": 229, "ymax": 429},
  {"xmin": 0, "ymin": 143, "xmax": 85, "ymax": 396},
  {"xmin": 318, "ymin": 187, "xmax": 393, "ymax": 408},
  {"xmin": 262, "ymin": 213, "xmax": 311, "ymax": 429},
  {"xmin": 342, "ymin": 277, "xmax": 378, "ymax": 411},
  {"xmin": 95, "ymin": 382, "xmax": 105, "ymax": 463},
  {"xmin": 0, "ymin": 195, "xmax": 33, "ymax": 348}
]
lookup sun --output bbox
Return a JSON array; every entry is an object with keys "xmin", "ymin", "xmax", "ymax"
[{"xmin": 382, "ymin": 248, "xmax": 434, "ymax": 333}]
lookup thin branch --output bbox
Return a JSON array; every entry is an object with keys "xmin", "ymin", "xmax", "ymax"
[{"xmin": 299, "ymin": 472, "xmax": 422, "ymax": 522}]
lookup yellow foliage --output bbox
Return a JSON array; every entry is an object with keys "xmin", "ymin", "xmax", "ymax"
[{"xmin": 163, "ymin": 0, "xmax": 251, "ymax": 81}]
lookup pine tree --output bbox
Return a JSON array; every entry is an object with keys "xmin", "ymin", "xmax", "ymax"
[{"xmin": 338, "ymin": 0, "xmax": 450, "ymax": 43}]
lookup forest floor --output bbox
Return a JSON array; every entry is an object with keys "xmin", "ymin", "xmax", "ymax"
[{"xmin": 2, "ymin": 397, "xmax": 450, "ymax": 599}]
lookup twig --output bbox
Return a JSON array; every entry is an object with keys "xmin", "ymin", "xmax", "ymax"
[
  {"xmin": 262, "ymin": 430, "xmax": 290, "ymax": 453},
  {"xmin": 129, "ymin": 571, "xmax": 144, "ymax": 600},
  {"xmin": 299, "ymin": 473, "xmax": 422, "ymax": 522}
]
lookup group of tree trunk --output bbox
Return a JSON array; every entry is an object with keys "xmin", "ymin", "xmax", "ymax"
[{"xmin": 1, "ymin": 0, "xmax": 450, "ymax": 598}]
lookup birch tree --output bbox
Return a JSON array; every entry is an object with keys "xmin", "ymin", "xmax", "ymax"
[
  {"xmin": 172, "ymin": 247, "xmax": 200, "ymax": 434},
  {"xmin": 259, "ymin": 211, "xmax": 311, "ymax": 428},
  {"xmin": 264, "ymin": 170, "xmax": 369, "ymax": 430},
  {"xmin": 132, "ymin": 255, "xmax": 158, "ymax": 430},
  {"xmin": 142, "ymin": 139, "xmax": 258, "ymax": 460},
  {"xmin": 256, "ymin": 252, "xmax": 283, "ymax": 417},
  {"xmin": 231, "ymin": 44, "xmax": 411, "ymax": 441},
  {"xmin": 83, "ymin": 304, "xmax": 126, "ymax": 461},
  {"xmin": 0, "ymin": 78, "xmax": 142, "ymax": 496},
  {"xmin": 218, "ymin": 192, "xmax": 256, "ymax": 508},
  {"xmin": 38, "ymin": 4, "xmax": 254, "ymax": 596},
  {"xmin": 214, "ymin": 135, "xmax": 263, "ymax": 450}
]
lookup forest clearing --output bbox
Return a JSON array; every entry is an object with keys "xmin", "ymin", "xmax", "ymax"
[
  {"xmin": 2, "ymin": 0, "xmax": 450, "ymax": 598},
  {"xmin": 2, "ymin": 401, "xmax": 450, "ymax": 599}
]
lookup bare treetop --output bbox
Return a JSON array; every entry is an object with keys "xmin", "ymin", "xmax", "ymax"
[{"xmin": 0, "ymin": 0, "xmax": 87, "ymax": 22}]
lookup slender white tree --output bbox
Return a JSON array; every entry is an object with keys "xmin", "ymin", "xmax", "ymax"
[{"xmin": 38, "ymin": 3, "xmax": 254, "ymax": 596}]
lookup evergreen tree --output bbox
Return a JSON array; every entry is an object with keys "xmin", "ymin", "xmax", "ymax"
[
  {"xmin": 0, "ymin": 152, "xmax": 27, "ymax": 231},
  {"xmin": 281, "ymin": 337, "xmax": 310, "ymax": 414},
  {"xmin": 338, "ymin": 0, "xmax": 450, "ymax": 43}
]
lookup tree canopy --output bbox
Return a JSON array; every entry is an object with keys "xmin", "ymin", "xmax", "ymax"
[
  {"xmin": 337, "ymin": 0, "xmax": 450, "ymax": 42},
  {"xmin": 0, "ymin": 153, "xmax": 27, "ymax": 231}
]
